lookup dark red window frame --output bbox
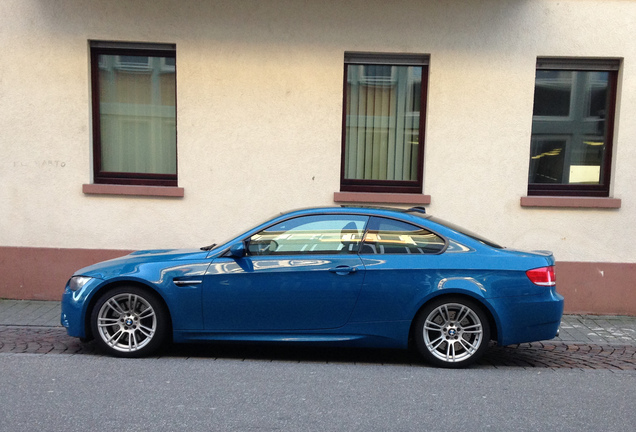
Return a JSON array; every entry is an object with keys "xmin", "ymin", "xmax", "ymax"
[
  {"xmin": 339, "ymin": 53, "xmax": 428, "ymax": 194},
  {"xmin": 528, "ymin": 58, "xmax": 619, "ymax": 197},
  {"xmin": 90, "ymin": 42, "xmax": 177, "ymax": 187}
]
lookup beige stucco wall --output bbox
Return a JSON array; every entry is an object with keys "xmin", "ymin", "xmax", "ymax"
[{"xmin": 1, "ymin": 0, "xmax": 635, "ymax": 264}]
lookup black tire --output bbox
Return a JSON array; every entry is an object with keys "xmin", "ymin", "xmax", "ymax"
[
  {"xmin": 414, "ymin": 296, "xmax": 491, "ymax": 368},
  {"xmin": 90, "ymin": 286, "xmax": 168, "ymax": 358}
]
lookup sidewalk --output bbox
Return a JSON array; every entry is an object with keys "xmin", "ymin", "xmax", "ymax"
[
  {"xmin": 1, "ymin": 299, "xmax": 635, "ymax": 346},
  {"xmin": 0, "ymin": 300, "xmax": 61, "ymax": 327}
]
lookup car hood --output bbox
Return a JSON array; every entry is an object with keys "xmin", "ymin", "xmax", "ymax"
[{"xmin": 75, "ymin": 248, "xmax": 211, "ymax": 279}]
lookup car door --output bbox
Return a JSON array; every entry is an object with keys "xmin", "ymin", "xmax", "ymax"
[
  {"xmin": 202, "ymin": 214, "xmax": 369, "ymax": 331},
  {"xmin": 349, "ymin": 216, "xmax": 447, "ymax": 323}
]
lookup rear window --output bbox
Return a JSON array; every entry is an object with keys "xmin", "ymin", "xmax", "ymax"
[
  {"xmin": 360, "ymin": 217, "xmax": 446, "ymax": 254},
  {"xmin": 409, "ymin": 213, "xmax": 503, "ymax": 249}
]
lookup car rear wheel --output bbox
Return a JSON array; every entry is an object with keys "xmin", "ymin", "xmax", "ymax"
[
  {"xmin": 90, "ymin": 286, "xmax": 168, "ymax": 358},
  {"xmin": 414, "ymin": 297, "xmax": 490, "ymax": 368}
]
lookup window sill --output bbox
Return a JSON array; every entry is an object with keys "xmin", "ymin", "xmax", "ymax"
[
  {"xmin": 520, "ymin": 196, "xmax": 621, "ymax": 209},
  {"xmin": 83, "ymin": 184, "xmax": 184, "ymax": 198},
  {"xmin": 334, "ymin": 191, "xmax": 431, "ymax": 205}
]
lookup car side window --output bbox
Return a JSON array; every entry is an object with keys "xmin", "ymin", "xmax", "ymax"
[
  {"xmin": 248, "ymin": 215, "xmax": 369, "ymax": 255},
  {"xmin": 360, "ymin": 217, "xmax": 445, "ymax": 254}
]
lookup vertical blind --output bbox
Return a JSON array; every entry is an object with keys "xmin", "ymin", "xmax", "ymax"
[
  {"xmin": 343, "ymin": 64, "xmax": 422, "ymax": 182},
  {"xmin": 98, "ymin": 54, "xmax": 176, "ymax": 175}
]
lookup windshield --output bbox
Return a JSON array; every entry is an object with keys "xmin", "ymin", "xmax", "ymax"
[{"xmin": 409, "ymin": 213, "xmax": 503, "ymax": 249}]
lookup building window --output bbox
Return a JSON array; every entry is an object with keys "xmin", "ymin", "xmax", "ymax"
[
  {"xmin": 90, "ymin": 41, "xmax": 177, "ymax": 186},
  {"xmin": 340, "ymin": 53, "xmax": 428, "ymax": 194},
  {"xmin": 528, "ymin": 58, "xmax": 619, "ymax": 197}
]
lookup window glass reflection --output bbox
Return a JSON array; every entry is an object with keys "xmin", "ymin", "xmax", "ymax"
[
  {"xmin": 248, "ymin": 215, "xmax": 369, "ymax": 255},
  {"xmin": 533, "ymin": 71, "xmax": 572, "ymax": 117},
  {"xmin": 529, "ymin": 138, "xmax": 566, "ymax": 183},
  {"xmin": 529, "ymin": 70, "xmax": 610, "ymax": 186},
  {"xmin": 360, "ymin": 217, "xmax": 445, "ymax": 254}
]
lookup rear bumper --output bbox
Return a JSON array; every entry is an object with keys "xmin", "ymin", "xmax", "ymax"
[{"xmin": 491, "ymin": 290, "xmax": 564, "ymax": 346}]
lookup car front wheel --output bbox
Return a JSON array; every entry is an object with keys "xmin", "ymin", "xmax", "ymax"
[
  {"xmin": 414, "ymin": 297, "xmax": 490, "ymax": 368},
  {"xmin": 90, "ymin": 286, "xmax": 168, "ymax": 358}
]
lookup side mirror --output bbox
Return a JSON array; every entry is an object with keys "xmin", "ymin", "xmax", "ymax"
[{"xmin": 229, "ymin": 242, "xmax": 246, "ymax": 258}]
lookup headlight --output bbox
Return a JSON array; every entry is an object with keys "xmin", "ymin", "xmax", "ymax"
[{"xmin": 69, "ymin": 276, "xmax": 93, "ymax": 292}]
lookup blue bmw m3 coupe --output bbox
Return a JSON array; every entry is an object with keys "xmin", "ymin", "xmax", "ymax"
[{"xmin": 61, "ymin": 206, "xmax": 563, "ymax": 367}]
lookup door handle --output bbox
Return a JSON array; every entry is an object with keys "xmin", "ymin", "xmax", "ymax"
[
  {"xmin": 329, "ymin": 266, "xmax": 357, "ymax": 275},
  {"xmin": 174, "ymin": 279, "xmax": 203, "ymax": 286}
]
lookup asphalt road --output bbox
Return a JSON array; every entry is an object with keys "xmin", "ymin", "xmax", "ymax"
[
  {"xmin": 1, "ymin": 353, "xmax": 635, "ymax": 432},
  {"xmin": 1, "ymin": 301, "xmax": 635, "ymax": 431}
]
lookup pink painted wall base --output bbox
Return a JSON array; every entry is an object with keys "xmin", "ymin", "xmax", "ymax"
[
  {"xmin": 0, "ymin": 247, "xmax": 132, "ymax": 300},
  {"xmin": 555, "ymin": 261, "xmax": 636, "ymax": 316}
]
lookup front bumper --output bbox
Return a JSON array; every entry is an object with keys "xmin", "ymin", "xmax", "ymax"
[{"xmin": 60, "ymin": 277, "xmax": 103, "ymax": 338}]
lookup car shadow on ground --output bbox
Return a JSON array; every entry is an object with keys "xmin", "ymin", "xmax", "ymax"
[
  {"xmin": 157, "ymin": 341, "xmax": 425, "ymax": 366},
  {"xmin": 145, "ymin": 341, "xmax": 636, "ymax": 370}
]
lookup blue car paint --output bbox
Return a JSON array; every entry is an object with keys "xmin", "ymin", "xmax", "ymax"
[
  {"xmin": 61, "ymin": 206, "xmax": 563, "ymax": 349},
  {"xmin": 62, "ymin": 249, "xmax": 212, "ymax": 338},
  {"xmin": 201, "ymin": 255, "xmax": 365, "ymax": 330}
]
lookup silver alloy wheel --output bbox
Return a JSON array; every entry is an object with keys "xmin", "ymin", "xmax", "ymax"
[
  {"xmin": 96, "ymin": 293, "xmax": 157, "ymax": 353},
  {"xmin": 422, "ymin": 302, "xmax": 484, "ymax": 363}
]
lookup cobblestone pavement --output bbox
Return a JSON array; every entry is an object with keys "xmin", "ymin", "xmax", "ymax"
[{"xmin": 1, "ymin": 300, "xmax": 635, "ymax": 370}]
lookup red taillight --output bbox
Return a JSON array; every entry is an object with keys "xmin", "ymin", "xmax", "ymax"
[{"xmin": 526, "ymin": 266, "xmax": 556, "ymax": 286}]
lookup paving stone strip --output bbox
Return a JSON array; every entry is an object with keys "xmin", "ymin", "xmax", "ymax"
[
  {"xmin": 1, "ymin": 325, "xmax": 635, "ymax": 370},
  {"xmin": 2, "ymin": 300, "xmax": 635, "ymax": 369}
]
